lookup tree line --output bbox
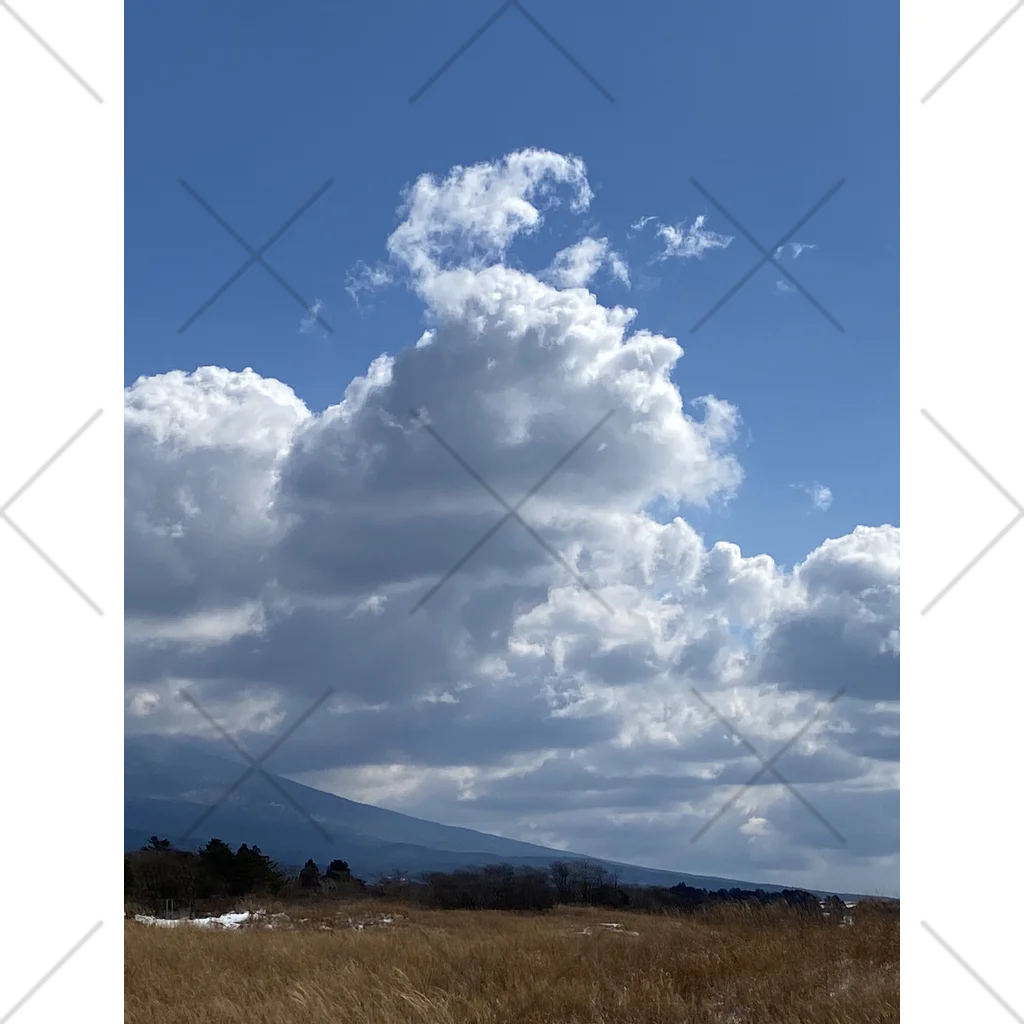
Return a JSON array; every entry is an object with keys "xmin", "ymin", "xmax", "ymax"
[
  {"xmin": 400, "ymin": 859, "xmax": 828, "ymax": 914},
  {"xmin": 125, "ymin": 836, "xmax": 364, "ymax": 910},
  {"xmin": 126, "ymin": 836, "xmax": 858, "ymax": 917}
]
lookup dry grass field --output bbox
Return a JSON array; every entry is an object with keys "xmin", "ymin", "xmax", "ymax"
[{"xmin": 124, "ymin": 898, "xmax": 898, "ymax": 1024}]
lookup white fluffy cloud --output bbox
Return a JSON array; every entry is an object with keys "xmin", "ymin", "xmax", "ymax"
[
  {"xmin": 125, "ymin": 150, "xmax": 898, "ymax": 894},
  {"xmin": 543, "ymin": 237, "xmax": 630, "ymax": 289}
]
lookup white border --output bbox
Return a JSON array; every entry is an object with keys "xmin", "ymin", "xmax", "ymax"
[
  {"xmin": 904, "ymin": 0, "xmax": 1023, "ymax": 1021},
  {"xmin": 0, "ymin": 0, "xmax": 121, "ymax": 1020},
  {"xmin": 2, "ymin": 0, "xmax": 1020, "ymax": 1018}
]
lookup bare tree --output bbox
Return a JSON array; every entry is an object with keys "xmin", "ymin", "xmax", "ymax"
[{"xmin": 549, "ymin": 860, "xmax": 573, "ymax": 904}]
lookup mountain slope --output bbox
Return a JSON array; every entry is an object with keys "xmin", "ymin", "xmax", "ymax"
[{"xmin": 124, "ymin": 736, "xmax": 859, "ymax": 897}]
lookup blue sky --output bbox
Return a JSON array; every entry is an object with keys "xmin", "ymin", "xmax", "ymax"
[{"xmin": 126, "ymin": 0, "xmax": 897, "ymax": 572}]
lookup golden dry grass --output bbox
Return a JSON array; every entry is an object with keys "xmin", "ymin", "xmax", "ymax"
[{"xmin": 124, "ymin": 899, "xmax": 898, "ymax": 1024}]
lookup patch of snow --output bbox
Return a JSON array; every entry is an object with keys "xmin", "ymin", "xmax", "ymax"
[
  {"xmin": 576, "ymin": 923, "xmax": 639, "ymax": 937},
  {"xmin": 133, "ymin": 910, "xmax": 255, "ymax": 930},
  {"xmin": 132, "ymin": 908, "xmax": 402, "ymax": 934},
  {"xmin": 346, "ymin": 913, "xmax": 394, "ymax": 932}
]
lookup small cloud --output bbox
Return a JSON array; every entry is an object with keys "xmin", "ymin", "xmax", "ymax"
[
  {"xmin": 608, "ymin": 251, "xmax": 631, "ymax": 287},
  {"xmin": 811, "ymin": 484, "xmax": 833, "ymax": 511},
  {"xmin": 740, "ymin": 816, "xmax": 770, "ymax": 837},
  {"xmin": 420, "ymin": 691, "xmax": 459, "ymax": 705},
  {"xmin": 774, "ymin": 279, "xmax": 796, "ymax": 294},
  {"xmin": 811, "ymin": 484, "xmax": 833, "ymax": 512},
  {"xmin": 346, "ymin": 261, "xmax": 393, "ymax": 308},
  {"xmin": 299, "ymin": 298, "xmax": 326, "ymax": 334},
  {"xmin": 774, "ymin": 242, "xmax": 816, "ymax": 260},
  {"xmin": 347, "ymin": 594, "xmax": 388, "ymax": 618},
  {"xmin": 633, "ymin": 214, "xmax": 733, "ymax": 262},
  {"xmin": 791, "ymin": 481, "xmax": 833, "ymax": 513},
  {"xmin": 543, "ymin": 237, "xmax": 629, "ymax": 289},
  {"xmin": 628, "ymin": 214, "xmax": 657, "ymax": 235},
  {"xmin": 127, "ymin": 690, "xmax": 160, "ymax": 717}
]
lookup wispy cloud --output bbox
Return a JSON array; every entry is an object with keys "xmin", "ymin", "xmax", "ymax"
[
  {"xmin": 345, "ymin": 260, "xmax": 393, "ymax": 308},
  {"xmin": 299, "ymin": 299, "xmax": 326, "ymax": 334},
  {"xmin": 811, "ymin": 483, "xmax": 833, "ymax": 512},
  {"xmin": 607, "ymin": 251, "xmax": 631, "ymax": 287},
  {"xmin": 773, "ymin": 242, "xmax": 816, "ymax": 260},
  {"xmin": 772, "ymin": 242, "xmax": 816, "ymax": 294},
  {"xmin": 652, "ymin": 215, "xmax": 733, "ymax": 262},
  {"xmin": 791, "ymin": 481, "xmax": 833, "ymax": 513},
  {"xmin": 628, "ymin": 215, "xmax": 658, "ymax": 236},
  {"xmin": 630, "ymin": 214, "xmax": 733, "ymax": 262}
]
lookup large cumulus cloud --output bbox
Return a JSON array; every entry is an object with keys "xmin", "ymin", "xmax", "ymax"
[{"xmin": 125, "ymin": 150, "xmax": 899, "ymax": 894}]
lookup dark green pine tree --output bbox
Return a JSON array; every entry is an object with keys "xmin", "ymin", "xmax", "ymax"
[
  {"xmin": 326, "ymin": 859, "xmax": 351, "ymax": 882},
  {"xmin": 299, "ymin": 858, "xmax": 321, "ymax": 889},
  {"xmin": 235, "ymin": 843, "xmax": 286, "ymax": 895},
  {"xmin": 198, "ymin": 838, "xmax": 237, "ymax": 896}
]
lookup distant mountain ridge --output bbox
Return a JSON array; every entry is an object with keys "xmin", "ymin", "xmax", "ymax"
[{"xmin": 124, "ymin": 736, "xmax": 865, "ymax": 900}]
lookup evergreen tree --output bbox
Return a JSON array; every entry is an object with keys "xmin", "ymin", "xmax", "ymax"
[
  {"xmin": 235, "ymin": 843, "xmax": 286, "ymax": 894},
  {"xmin": 299, "ymin": 858, "xmax": 321, "ymax": 889},
  {"xmin": 326, "ymin": 859, "xmax": 351, "ymax": 882},
  {"xmin": 198, "ymin": 838, "xmax": 237, "ymax": 896}
]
